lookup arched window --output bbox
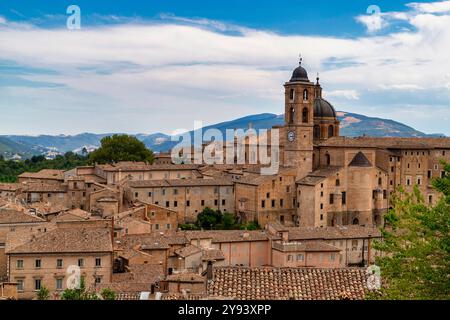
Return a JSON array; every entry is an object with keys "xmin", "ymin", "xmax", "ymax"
[
  {"xmin": 302, "ymin": 107, "xmax": 308, "ymax": 123},
  {"xmin": 325, "ymin": 153, "xmax": 331, "ymax": 165},
  {"xmin": 289, "ymin": 89, "xmax": 295, "ymax": 101},
  {"xmin": 289, "ymin": 107, "xmax": 295, "ymax": 124},
  {"xmin": 352, "ymin": 218, "xmax": 359, "ymax": 225},
  {"xmin": 328, "ymin": 125, "xmax": 334, "ymax": 138},
  {"xmin": 313, "ymin": 125, "xmax": 320, "ymax": 139},
  {"xmin": 303, "ymin": 89, "xmax": 308, "ymax": 101}
]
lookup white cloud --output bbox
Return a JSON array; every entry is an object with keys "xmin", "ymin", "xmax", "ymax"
[
  {"xmin": 0, "ymin": 1, "xmax": 449, "ymax": 135},
  {"xmin": 407, "ymin": 1, "xmax": 450, "ymax": 13},
  {"xmin": 325, "ymin": 90, "xmax": 360, "ymax": 100}
]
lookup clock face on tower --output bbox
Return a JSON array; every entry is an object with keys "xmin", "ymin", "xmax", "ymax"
[{"xmin": 287, "ymin": 130, "xmax": 295, "ymax": 142}]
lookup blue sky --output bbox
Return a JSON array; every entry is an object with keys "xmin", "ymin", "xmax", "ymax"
[{"xmin": 0, "ymin": 0, "xmax": 449, "ymax": 135}]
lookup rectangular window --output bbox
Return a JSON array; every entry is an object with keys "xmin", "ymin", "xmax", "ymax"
[
  {"xmin": 134, "ymin": 192, "xmax": 138, "ymax": 198},
  {"xmin": 56, "ymin": 259, "xmax": 63, "ymax": 268},
  {"xmin": 166, "ymin": 201, "xmax": 170, "ymax": 207},
  {"xmin": 296, "ymin": 254, "xmax": 304, "ymax": 261},
  {"xmin": 287, "ymin": 255, "xmax": 293, "ymax": 262},
  {"xmin": 148, "ymin": 192, "xmax": 152, "ymax": 197},
  {"xmin": 35, "ymin": 259, "xmax": 41, "ymax": 268},
  {"xmin": 222, "ymin": 199, "xmax": 226, "ymax": 205},
  {"xmin": 78, "ymin": 258, "xmax": 84, "ymax": 268},
  {"xmin": 286, "ymin": 186, "xmax": 290, "ymax": 193},
  {"xmin": 35, "ymin": 279, "xmax": 41, "ymax": 291},
  {"xmin": 341, "ymin": 192, "xmax": 346, "ymax": 205},
  {"xmin": 95, "ymin": 258, "xmax": 101, "ymax": 267},
  {"xmin": 329, "ymin": 194, "xmax": 334, "ymax": 204},
  {"xmin": 155, "ymin": 224, "xmax": 159, "ymax": 230},
  {"xmin": 56, "ymin": 278, "xmax": 63, "ymax": 290},
  {"xmin": 186, "ymin": 200, "xmax": 190, "ymax": 207},
  {"xmin": 266, "ymin": 192, "xmax": 270, "ymax": 199},
  {"xmin": 174, "ymin": 201, "xmax": 178, "ymax": 207},
  {"xmin": 214, "ymin": 199, "xmax": 218, "ymax": 206},
  {"xmin": 166, "ymin": 224, "xmax": 171, "ymax": 230},
  {"xmin": 383, "ymin": 190, "xmax": 387, "ymax": 199},
  {"xmin": 280, "ymin": 199, "xmax": 284, "ymax": 207},
  {"xmin": 428, "ymin": 195, "xmax": 433, "ymax": 204},
  {"xmin": 320, "ymin": 214, "xmax": 323, "ymax": 220},
  {"xmin": 320, "ymin": 203, "xmax": 323, "ymax": 210},
  {"xmin": 17, "ymin": 279, "xmax": 24, "ymax": 292},
  {"xmin": 95, "ymin": 277, "xmax": 102, "ymax": 284},
  {"xmin": 427, "ymin": 170, "xmax": 432, "ymax": 179},
  {"xmin": 201, "ymin": 200, "xmax": 205, "ymax": 206},
  {"xmin": 173, "ymin": 189, "xmax": 178, "ymax": 195},
  {"xmin": 17, "ymin": 260, "xmax": 24, "ymax": 269},
  {"xmin": 271, "ymin": 199, "xmax": 275, "ymax": 208},
  {"xmin": 261, "ymin": 200, "xmax": 265, "ymax": 208}
]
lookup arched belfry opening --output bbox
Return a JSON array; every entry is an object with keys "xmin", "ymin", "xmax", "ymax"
[
  {"xmin": 302, "ymin": 107, "xmax": 308, "ymax": 123},
  {"xmin": 314, "ymin": 125, "xmax": 320, "ymax": 139},
  {"xmin": 328, "ymin": 125, "xmax": 334, "ymax": 138},
  {"xmin": 289, "ymin": 107, "xmax": 295, "ymax": 124}
]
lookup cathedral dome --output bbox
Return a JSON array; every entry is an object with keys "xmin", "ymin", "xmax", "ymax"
[
  {"xmin": 290, "ymin": 64, "xmax": 309, "ymax": 82},
  {"xmin": 314, "ymin": 98, "xmax": 337, "ymax": 118}
]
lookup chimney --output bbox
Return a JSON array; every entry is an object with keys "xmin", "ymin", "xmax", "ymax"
[{"xmin": 206, "ymin": 261, "xmax": 213, "ymax": 281}]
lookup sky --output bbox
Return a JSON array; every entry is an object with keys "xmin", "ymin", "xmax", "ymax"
[{"xmin": 0, "ymin": 0, "xmax": 449, "ymax": 136}]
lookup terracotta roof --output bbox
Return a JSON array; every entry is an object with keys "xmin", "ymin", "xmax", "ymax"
[
  {"xmin": 0, "ymin": 183, "xmax": 21, "ymax": 191},
  {"xmin": 18, "ymin": 169, "xmax": 65, "ymax": 180},
  {"xmin": 268, "ymin": 224, "xmax": 382, "ymax": 241},
  {"xmin": 128, "ymin": 178, "xmax": 233, "ymax": 188},
  {"xmin": 235, "ymin": 167, "xmax": 297, "ymax": 186},
  {"xmin": 0, "ymin": 209, "xmax": 45, "ymax": 224},
  {"xmin": 21, "ymin": 182, "xmax": 67, "ymax": 193},
  {"xmin": 296, "ymin": 166, "xmax": 342, "ymax": 185},
  {"xmin": 54, "ymin": 208, "xmax": 91, "ymax": 221},
  {"xmin": 166, "ymin": 272, "xmax": 205, "ymax": 282},
  {"xmin": 202, "ymin": 249, "xmax": 225, "ymax": 261},
  {"xmin": 105, "ymin": 264, "xmax": 163, "ymax": 293},
  {"xmin": 6, "ymin": 227, "xmax": 113, "ymax": 254},
  {"xmin": 175, "ymin": 245, "xmax": 202, "ymax": 258},
  {"xmin": 100, "ymin": 162, "xmax": 199, "ymax": 172},
  {"xmin": 319, "ymin": 136, "xmax": 450, "ymax": 149},
  {"xmin": 208, "ymin": 267, "xmax": 369, "ymax": 300},
  {"xmin": 185, "ymin": 230, "xmax": 269, "ymax": 243},
  {"xmin": 118, "ymin": 234, "xmax": 170, "ymax": 250}
]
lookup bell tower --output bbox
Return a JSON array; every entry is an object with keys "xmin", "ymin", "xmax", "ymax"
[{"xmin": 283, "ymin": 57, "xmax": 314, "ymax": 179}]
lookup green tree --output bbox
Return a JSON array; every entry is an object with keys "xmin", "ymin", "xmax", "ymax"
[
  {"xmin": 60, "ymin": 277, "xmax": 99, "ymax": 300},
  {"xmin": 36, "ymin": 286, "xmax": 50, "ymax": 300},
  {"xmin": 88, "ymin": 134, "xmax": 154, "ymax": 164},
  {"xmin": 196, "ymin": 207, "xmax": 223, "ymax": 230},
  {"xmin": 370, "ymin": 161, "xmax": 450, "ymax": 300},
  {"xmin": 100, "ymin": 288, "xmax": 116, "ymax": 300}
]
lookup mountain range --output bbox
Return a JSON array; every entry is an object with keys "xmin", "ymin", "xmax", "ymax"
[{"xmin": 0, "ymin": 111, "xmax": 445, "ymax": 159}]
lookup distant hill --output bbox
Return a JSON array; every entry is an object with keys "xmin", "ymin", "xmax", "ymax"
[{"xmin": 1, "ymin": 111, "xmax": 445, "ymax": 157}]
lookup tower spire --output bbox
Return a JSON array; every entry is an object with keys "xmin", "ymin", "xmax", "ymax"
[
  {"xmin": 299, "ymin": 53, "xmax": 302, "ymax": 65},
  {"xmin": 316, "ymin": 72, "xmax": 320, "ymax": 85}
]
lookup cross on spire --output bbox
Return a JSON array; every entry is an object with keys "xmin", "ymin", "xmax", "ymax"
[{"xmin": 316, "ymin": 72, "xmax": 320, "ymax": 85}]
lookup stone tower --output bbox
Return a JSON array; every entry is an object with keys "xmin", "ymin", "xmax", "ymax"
[{"xmin": 283, "ymin": 58, "xmax": 315, "ymax": 179}]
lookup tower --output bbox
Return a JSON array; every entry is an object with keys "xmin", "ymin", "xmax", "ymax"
[{"xmin": 283, "ymin": 57, "xmax": 314, "ymax": 179}]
